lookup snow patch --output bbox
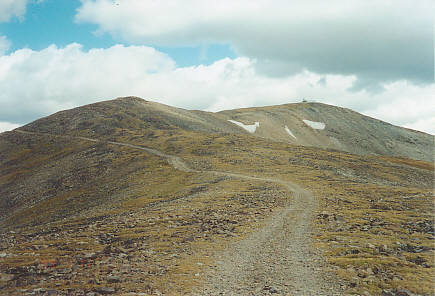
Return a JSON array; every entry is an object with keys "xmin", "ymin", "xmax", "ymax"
[
  {"xmin": 303, "ymin": 119, "xmax": 325, "ymax": 130},
  {"xmin": 284, "ymin": 126, "xmax": 296, "ymax": 139},
  {"xmin": 228, "ymin": 120, "xmax": 259, "ymax": 133}
]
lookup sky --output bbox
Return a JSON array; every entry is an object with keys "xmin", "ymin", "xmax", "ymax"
[{"xmin": 0, "ymin": 0, "xmax": 434, "ymax": 134}]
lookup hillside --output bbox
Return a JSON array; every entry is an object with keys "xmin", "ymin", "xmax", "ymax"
[
  {"xmin": 0, "ymin": 97, "xmax": 433, "ymax": 295},
  {"xmin": 19, "ymin": 97, "xmax": 433, "ymax": 162},
  {"xmin": 219, "ymin": 102, "xmax": 433, "ymax": 162}
]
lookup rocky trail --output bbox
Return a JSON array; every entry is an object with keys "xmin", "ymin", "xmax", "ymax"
[
  {"xmin": 194, "ymin": 187, "xmax": 341, "ymax": 295},
  {"xmin": 13, "ymin": 130, "xmax": 341, "ymax": 295}
]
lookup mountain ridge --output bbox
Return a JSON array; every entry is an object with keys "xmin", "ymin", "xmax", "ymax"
[
  {"xmin": 0, "ymin": 96, "xmax": 433, "ymax": 295},
  {"xmin": 16, "ymin": 96, "xmax": 433, "ymax": 162}
]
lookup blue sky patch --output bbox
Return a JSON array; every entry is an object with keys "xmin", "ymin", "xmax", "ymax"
[{"xmin": 0, "ymin": 0, "xmax": 236, "ymax": 66}]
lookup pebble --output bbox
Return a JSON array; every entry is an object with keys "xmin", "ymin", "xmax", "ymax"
[
  {"xmin": 94, "ymin": 287, "xmax": 116, "ymax": 294},
  {"xmin": 107, "ymin": 275, "xmax": 121, "ymax": 283}
]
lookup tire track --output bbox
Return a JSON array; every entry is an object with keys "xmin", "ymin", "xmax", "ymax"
[{"xmin": 13, "ymin": 129, "xmax": 341, "ymax": 294}]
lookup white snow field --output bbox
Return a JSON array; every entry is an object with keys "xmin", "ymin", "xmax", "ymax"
[
  {"xmin": 284, "ymin": 126, "xmax": 297, "ymax": 139},
  {"xmin": 302, "ymin": 120, "xmax": 325, "ymax": 130},
  {"xmin": 228, "ymin": 120, "xmax": 260, "ymax": 133}
]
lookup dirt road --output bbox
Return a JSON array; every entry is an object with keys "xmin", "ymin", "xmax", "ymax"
[
  {"xmin": 14, "ymin": 130, "xmax": 341, "ymax": 295},
  {"xmin": 194, "ymin": 181, "xmax": 341, "ymax": 295}
]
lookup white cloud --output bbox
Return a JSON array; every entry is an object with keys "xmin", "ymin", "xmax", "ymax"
[
  {"xmin": 76, "ymin": 0, "xmax": 434, "ymax": 85},
  {"xmin": 0, "ymin": 122, "xmax": 21, "ymax": 133},
  {"xmin": 360, "ymin": 82, "xmax": 435, "ymax": 132},
  {"xmin": 404, "ymin": 118, "xmax": 435, "ymax": 135},
  {"xmin": 0, "ymin": 36, "xmax": 11, "ymax": 55},
  {"xmin": 0, "ymin": 43, "xmax": 174, "ymax": 123},
  {"xmin": 0, "ymin": 0, "xmax": 28, "ymax": 22},
  {"xmin": 0, "ymin": 43, "xmax": 433, "ymax": 134}
]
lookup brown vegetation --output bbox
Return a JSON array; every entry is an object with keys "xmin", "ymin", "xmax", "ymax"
[{"xmin": 0, "ymin": 97, "xmax": 432, "ymax": 295}]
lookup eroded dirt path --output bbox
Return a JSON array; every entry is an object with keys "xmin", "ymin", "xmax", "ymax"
[
  {"xmin": 14, "ymin": 130, "xmax": 341, "ymax": 295},
  {"xmin": 193, "ymin": 174, "xmax": 341, "ymax": 295}
]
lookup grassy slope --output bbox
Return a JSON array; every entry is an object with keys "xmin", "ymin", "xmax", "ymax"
[
  {"xmin": 0, "ymin": 130, "xmax": 289, "ymax": 294},
  {"xmin": 0, "ymin": 101, "xmax": 433, "ymax": 294},
  {"xmin": 120, "ymin": 128, "xmax": 433, "ymax": 295}
]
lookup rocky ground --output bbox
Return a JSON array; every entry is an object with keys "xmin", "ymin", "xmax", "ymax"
[
  {"xmin": 194, "ymin": 188, "xmax": 343, "ymax": 295},
  {"xmin": 1, "ymin": 132, "xmax": 343, "ymax": 295},
  {"xmin": 0, "ymin": 179, "xmax": 288, "ymax": 295},
  {"xmin": 0, "ymin": 97, "xmax": 433, "ymax": 295}
]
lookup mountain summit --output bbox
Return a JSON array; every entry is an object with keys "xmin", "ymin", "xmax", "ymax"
[
  {"xmin": 0, "ymin": 97, "xmax": 433, "ymax": 295},
  {"xmin": 19, "ymin": 96, "xmax": 433, "ymax": 161}
]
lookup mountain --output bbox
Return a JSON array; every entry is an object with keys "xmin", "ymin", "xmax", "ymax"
[
  {"xmin": 19, "ymin": 97, "xmax": 433, "ymax": 161},
  {"xmin": 0, "ymin": 96, "xmax": 433, "ymax": 295},
  {"xmin": 219, "ymin": 102, "xmax": 433, "ymax": 162}
]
